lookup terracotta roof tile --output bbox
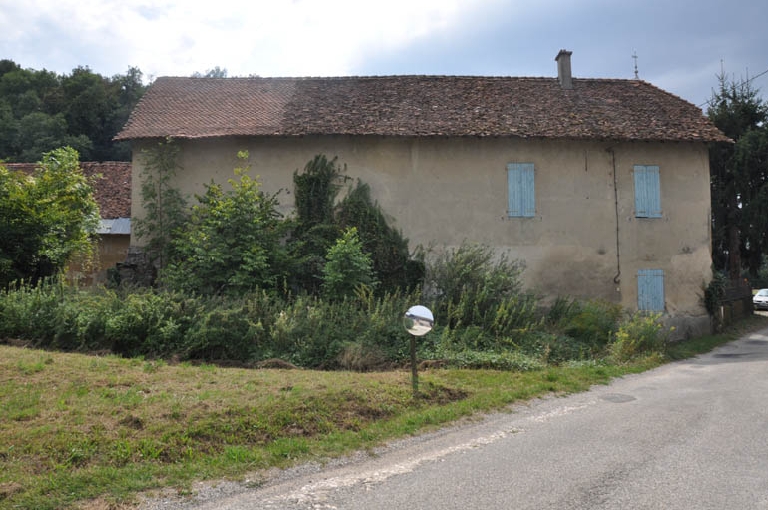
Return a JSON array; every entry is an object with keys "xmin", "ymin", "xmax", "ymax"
[
  {"xmin": 115, "ymin": 75, "xmax": 729, "ymax": 143},
  {"xmin": 4, "ymin": 161, "xmax": 131, "ymax": 219}
]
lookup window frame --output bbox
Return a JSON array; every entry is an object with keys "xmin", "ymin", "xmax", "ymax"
[
  {"xmin": 507, "ymin": 163, "xmax": 535, "ymax": 218},
  {"xmin": 633, "ymin": 165, "xmax": 662, "ymax": 218}
]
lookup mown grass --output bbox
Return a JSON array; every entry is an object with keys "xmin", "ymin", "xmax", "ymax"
[{"xmin": 1, "ymin": 315, "xmax": 766, "ymax": 510}]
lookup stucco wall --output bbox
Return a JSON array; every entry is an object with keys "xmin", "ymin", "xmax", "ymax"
[
  {"xmin": 131, "ymin": 135, "xmax": 712, "ymax": 329},
  {"xmin": 67, "ymin": 234, "xmax": 131, "ymax": 285}
]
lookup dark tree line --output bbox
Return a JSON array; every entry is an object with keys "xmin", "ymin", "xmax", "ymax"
[
  {"xmin": 708, "ymin": 73, "xmax": 768, "ymax": 280},
  {"xmin": 0, "ymin": 59, "xmax": 146, "ymax": 162}
]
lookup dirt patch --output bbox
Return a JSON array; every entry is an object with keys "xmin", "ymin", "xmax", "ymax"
[
  {"xmin": 0, "ymin": 482, "xmax": 24, "ymax": 500},
  {"xmin": 420, "ymin": 385, "xmax": 469, "ymax": 405}
]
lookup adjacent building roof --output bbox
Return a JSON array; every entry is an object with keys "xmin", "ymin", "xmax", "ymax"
[
  {"xmin": 4, "ymin": 161, "xmax": 131, "ymax": 220},
  {"xmin": 115, "ymin": 75, "xmax": 730, "ymax": 143}
]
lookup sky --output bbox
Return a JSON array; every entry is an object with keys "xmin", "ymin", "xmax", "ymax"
[{"xmin": 1, "ymin": 0, "xmax": 767, "ymax": 110}]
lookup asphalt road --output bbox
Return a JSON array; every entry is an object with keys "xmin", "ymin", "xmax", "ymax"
[{"xmin": 142, "ymin": 327, "xmax": 768, "ymax": 509}]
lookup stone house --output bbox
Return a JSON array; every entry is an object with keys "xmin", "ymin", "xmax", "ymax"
[{"xmin": 115, "ymin": 50, "xmax": 729, "ymax": 337}]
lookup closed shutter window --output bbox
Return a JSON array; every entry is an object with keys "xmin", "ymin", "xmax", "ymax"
[
  {"xmin": 507, "ymin": 163, "xmax": 535, "ymax": 217},
  {"xmin": 634, "ymin": 165, "xmax": 661, "ymax": 218},
  {"xmin": 638, "ymin": 269, "xmax": 665, "ymax": 311}
]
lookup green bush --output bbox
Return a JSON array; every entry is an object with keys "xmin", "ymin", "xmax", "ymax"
[
  {"xmin": 0, "ymin": 148, "xmax": 99, "ymax": 288},
  {"xmin": 0, "ymin": 257, "xmax": 664, "ymax": 372},
  {"xmin": 559, "ymin": 299, "xmax": 623, "ymax": 352},
  {"xmin": 183, "ymin": 292, "xmax": 276, "ymax": 361},
  {"xmin": 424, "ymin": 243, "xmax": 536, "ymax": 336},
  {"xmin": 185, "ymin": 305, "xmax": 262, "ymax": 361},
  {"xmin": 0, "ymin": 279, "xmax": 66, "ymax": 343},
  {"xmin": 336, "ymin": 181, "xmax": 424, "ymax": 293},
  {"xmin": 269, "ymin": 294, "xmax": 353, "ymax": 368},
  {"xmin": 50, "ymin": 287, "xmax": 117, "ymax": 351},
  {"xmin": 104, "ymin": 290, "xmax": 202, "ymax": 357},
  {"xmin": 703, "ymin": 270, "xmax": 726, "ymax": 316},
  {"xmin": 337, "ymin": 342, "xmax": 391, "ymax": 371},
  {"xmin": 321, "ymin": 227, "xmax": 378, "ymax": 299},
  {"xmin": 161, "ymin": 154, "xmax": 289, "ymax": 295},
  {"xmin": 352, "ymin": 287, "xmax": 415, "ymax": 363},
  {"xmin": 609, "ymin": 312, "xmax": 668, "ymax": 362}
]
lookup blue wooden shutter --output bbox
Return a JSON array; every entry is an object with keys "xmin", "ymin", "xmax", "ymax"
[
  {"xmin": 507, "ymin": 163, "xmax": 535, "ymax": 217},
  {"xmin": 638, "ymin": 269, "xmax": 664, "ymax": 311},
  {"xmin": 634, "ymin": 165, "xmax": 661, "ymax": 218}
]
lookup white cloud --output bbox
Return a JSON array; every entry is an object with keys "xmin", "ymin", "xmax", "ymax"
[
  {"xmin": 1, "ymin": 0, "xmax": 485, "ymax": 78},
  {"xmin": 2, "ymin": 0, "xmax": 766, "ymax": 106}
]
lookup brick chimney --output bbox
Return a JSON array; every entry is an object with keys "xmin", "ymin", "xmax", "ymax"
[{"xmin": 555, "ymin": 49, "xmax": 573, "ymax": 89}]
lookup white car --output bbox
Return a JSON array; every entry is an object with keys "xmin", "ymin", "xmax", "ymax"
[{"xmin": 753, "ymin": 289, "xmax": 768, "ymax": 310}]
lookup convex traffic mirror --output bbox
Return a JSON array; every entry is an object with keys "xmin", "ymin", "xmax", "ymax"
[
  {"xmin": 403, "ymin": 305, "xmax": 434, "ymax": 336},
  {"xmin": 403, "ymin": 305, "xmax": 434, "ymax": 397}
]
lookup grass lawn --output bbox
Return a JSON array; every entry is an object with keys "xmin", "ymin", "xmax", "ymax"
[{"xmin": 1, "ymin": 316, "xmax": 766, "ymax": 509}]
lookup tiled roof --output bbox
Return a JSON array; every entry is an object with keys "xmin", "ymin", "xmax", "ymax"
[
  {"xmin": 115, "ymin": 75, "xmax": 729, "ymax": 143},
  {"xmin": 3, "ymin": 161, "xmax": 131, "ymax": 219}
]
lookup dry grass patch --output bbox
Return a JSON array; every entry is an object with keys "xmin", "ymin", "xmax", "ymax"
[{"xmin": 0, "ymin": 345, "xmax": 470, "ymax": 509}]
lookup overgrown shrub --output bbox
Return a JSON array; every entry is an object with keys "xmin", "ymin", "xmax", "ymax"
[
  {"xmin": 703, "ymin": 270, "xmax": 727, "ymax": 317},
  {"xmin": 49, "ymin": 286, "xmax": 118, "ymax": 351},
  {"xmin": 350, "ymin": 287, "xmax": 417, "ymax": 364},
  {"xmin": 424, "ymin": 243, "xmax": 537, "ymax": 336},
  {"xmin": 337, "ymin": 342, "xmax": 391, "ymax": 371},
  {"xmin": 184, "ymin": 297, "xmax": 272, "ymax": 361},
  {"xmin": 321, "ymin": 227, "xmax": 378, "ymax": 299},
  {"xmin": 609, "ymin": 312, "xmax": 668, "ymax": 362},
  {"xmin": 0, "ymin": 242, "xmax": 673, "ymax": 372},
  {"xmin": 336, "ymin": 181, "xmax": 424, "ymax": 292},
  {"xmin": 104, "ymin": 290, "xmax": 205, "ymax": 357},
  {"xmin": 269, "ymin": 294, "xmax": 353, "ymax": 368},
  {"xmin": 1, "ymin": 149, "xmax": 99, "ymax": 288},
  {"xmin": 0, "ymin": 279, "xmax": 67, "ymax": 343},
  {"xmin": 558, "ymin": 299, "xmax": 623, "ymax": 352},
  {"xmin": 161, "ymin": 153, "xmax": 289, "ymax": 295},
  {"xmin": 287, "ymin": 155, "xmax": 348, "ymax": 293}
]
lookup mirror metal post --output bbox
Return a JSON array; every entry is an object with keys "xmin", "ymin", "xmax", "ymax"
[{"xmin": 403, "ymin": 305, "xmax": 434, "ymax": 397}]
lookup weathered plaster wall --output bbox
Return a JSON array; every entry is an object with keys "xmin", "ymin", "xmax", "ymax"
[
  {"xmin": 131, "ymin": 135, "xmax": 712, "ymax": 332},
  {"xmin": 67, "ymin": 234, "xmax": 131, "ymax": 285}
]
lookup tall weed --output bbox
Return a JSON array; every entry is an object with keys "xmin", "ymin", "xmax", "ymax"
[
  {"xmin": 609, "ymin": 312, "xmax": 669, "ymax": 362},
  {"xmin": 425, "ymin": 243, "xmax": 536, "ymax": 337},
  {"xmin": 0, "ymin": 279, "xmax": 67, "ymax": 344},
  {"xmin": 184, "ymin": 293, "xmax": 275, "ymax": 360}
]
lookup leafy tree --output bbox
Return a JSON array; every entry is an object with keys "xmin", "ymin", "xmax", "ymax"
[
  {"xmin": 0, "ymin": 147, "xmax": 99, "ymax": 287},
  {"xmin": 192, "ymin": 67, "xmax": 228, "ymax": 78},
  {"xmin": 132, "ymin": 138, "xmax": 188, "ymax": 270},
  {"xmin": 0, "ymin": 60, "xmax": 146, "ymax": 162},
  {"xmin": 0, "ymin": 100, "xmax": 17, "ymax": 156},
  {"xmin": 321, "ymin": 227, "xmax": 378, "ymax": 299},
  {"xmin": 708, "ymin": 73, "xmax": 768, "ymax": 278},
  {"xmin": 16, "ymin": 112, "xmax": 92, "ymax": 162},
  {"xmin": 161, "ymin": 151, "xmax": 288, "ymax": 294},
  {"xmin": 109, "ymin": 67, "xmax": 145, "ymax": 160}
]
